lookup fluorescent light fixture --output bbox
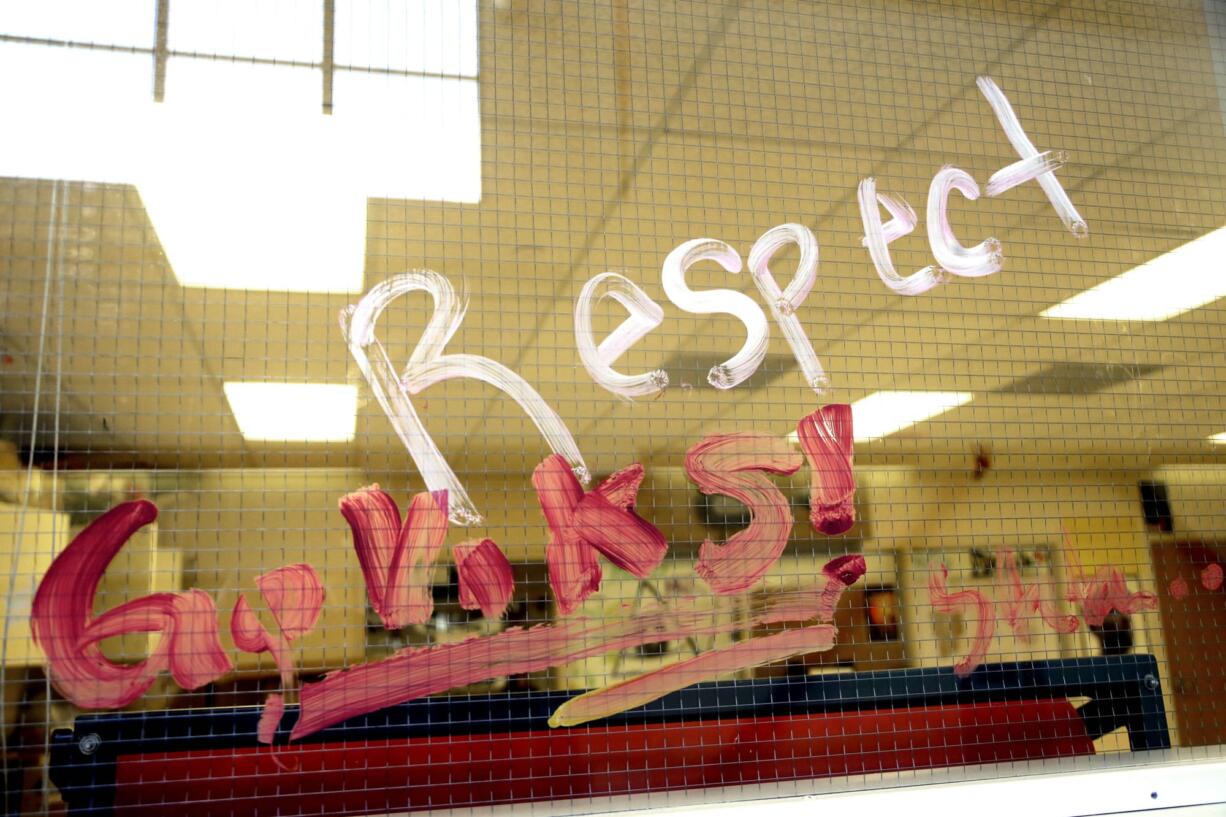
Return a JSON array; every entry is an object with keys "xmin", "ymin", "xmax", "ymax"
[
  {"xmin": 169, "ymin": 0, "xmax": 322, "ymax": 62},
  {"xmin": 335, "ymin": 0, "xmax": 478, "ymax": 76},
  {"xmin": 223, "ymin": 382, "xmax": 357, "ymax": 442},
  {"xmin": 0, "ymin": 6, "xmax": 481, "ymax": 293},
  {"xmin": 1041, "ymin": 227, "xmax": 1226, "ymax": 321},
  {"xmin": 0, "ymin": 0, "xmax": 155, "ymax": 48},
  {"xmin": 140, "ymin": 59, "xmax": 368, "ymax": 293},
  {"xmin": 849, "ymin": 391, "xmax": 974, "ymax": 442},
  {"xmin": 1210, "ymin": 432, "xmax": 1226, "ymax": 445}
]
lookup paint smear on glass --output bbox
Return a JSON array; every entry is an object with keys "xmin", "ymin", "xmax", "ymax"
[
  {"xmin": 574, "ymin": 271, "xmax": 668, "ymax": 400},
  {"xmin": 929, "ymin": 564, "xmax": 995, "ymax": 678},
  {"xmin": 256, "ymin": 563, "xmax": 325, "ymax": 641},
  {"xmin": 747, "ymin": 224, "xmax": 828, "ymax": 393},
  {"xmin": 1202, "ymin": 563, "xmax": 1224, "ymax": 591},
  {"xmin": 548, "ymin": 554, "xmax": 864, "ymax": 727},
  {"xmin": 341, "ymin": 270, "xmax": 589, "ymax": 526},
  {"xmin": 857, "ymin": 179, "xmax": 946, "ymax": 296},
  {"xmin": 1169, "ymin": 576, "xmax": 1190, "ymax": 600},
  {"xmin": 231, "ymin": 563, "xmax": 325, "ymax": 744},
  {"xmin": 986, "ymin": 150, "xmax": 1067, "ymax": 198},
  {"xmin": 30, "ymin": 500, "xmax": 231, "ymax": 710},
  {"xmin": 292, "ymin": 561, "xmax": 862, "ymax": 741},
  {"xmin": 550, "ymin": 625, "xmax": 837, "ymax": 727},
  {"xmin": 1065, "ymin": 562, "xmax": 1157, "ymax": 627},
  {"xmin": 339, "ymin": 486, "xmax": 448, "ymax": 629},
  {"xmin": 454, "ymin": 538, "xmax": 515, "ymax": 618},
  {"xmin": 661, "ymin": 238, "xmax": 768, "ymax": 390},
  {"xmin": 997, "ymin": 548, "xmax": 1078, "ymax": 635},
  {"xmin": 534, "ymin": 456, "xmax": 667, "ymax": 615},
  {"xmin": 795, "ymin": 404, "xmax": 856, "ymax": 536},
  {"xmin": 927, "ymin": 166, "xmax": 1003, "ymax": 278},
  {"xmin": 687, "ymin": 433, "xmax": 803, "ymax": 594},
  {"xmin": 977, "ymin": 76, "xmax": 1087, "ymax": 237},
  {"xmin": 257, "ymin": 693, "xmax": 285, "ymax": 745}
]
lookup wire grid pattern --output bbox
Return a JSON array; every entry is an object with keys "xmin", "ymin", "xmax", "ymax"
[{"xmin": 1, "ymin": 0, "xmax": 1225, "ymax": 814}]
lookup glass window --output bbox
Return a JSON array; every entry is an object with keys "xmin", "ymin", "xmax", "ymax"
[{"xmin": 1, "ymin": 2, "xmax": 1225, "ymax": 816}]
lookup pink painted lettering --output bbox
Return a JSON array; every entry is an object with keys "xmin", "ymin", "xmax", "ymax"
[
  {"xmin": 687, "ymin": 433, "xmax": 803, "ymax": 594},
  {"xmin": 30, "ymin": 500, "xmax": 231, "ymax": 709},
  {"xmin": 533, "ymin": 456, "xmax": 667, "ymax": 615},
  {"xmin": 338, "ymin": 486, "xmax": 449, "ymax": 629}
]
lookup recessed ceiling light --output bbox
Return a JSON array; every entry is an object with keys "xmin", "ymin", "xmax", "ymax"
[
  {"xmin": 223, "ymin": 382, "xmax": 357, "ymax": 442},
  {"xmin": 1210, "ymin": 432, "xmax": 1226, "ymax": 445},
  {"xmin": 1041, "ymin": 227, "xmax": 1226, "ymax": 321},
  {"xmin": 849, "ymin": 391, "xmax": 974, "ymax": 442}
]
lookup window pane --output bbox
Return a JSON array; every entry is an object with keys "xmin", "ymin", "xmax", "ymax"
[
  {"xmin": 334, "ymin": 0, "xmax": 477, "ymax": 77},
  {"xmin": 167, "ymin": 0, "xmax": 321, "ymax": 63},
  {"xmin": 0, "ymin": 0, "xmax": 154, "ymax": 48}
]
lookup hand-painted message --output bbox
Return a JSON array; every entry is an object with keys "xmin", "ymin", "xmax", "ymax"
[
  {"xmin": 29, "ymin": 75, "xmax": 1106, "ymax": 743},
  {"xmin": 928, "ymin": 548, "xmax": 1158, "ymax": 677},
  {"xmin": 32, "ymin": 406, "xmax": 859, "ymax": 742}
]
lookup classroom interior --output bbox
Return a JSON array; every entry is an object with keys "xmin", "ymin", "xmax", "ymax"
[{"xmin": 1, "ymin": 0, "xmax": 1225, "ymax": 812}]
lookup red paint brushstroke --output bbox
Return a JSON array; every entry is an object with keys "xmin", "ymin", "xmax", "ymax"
[
  {"xmin": 1202, "ymin": 563, "xmax": 1224, "ymax": 591},
  {"xmin": 796, "ymin": 404, "xmax": 856, "ymax": 535},
  {"xmin": 293, "ymin": 578, "xmax": 848, "ymax": 740},
  {"xmin": 687, "ymin": 433, "xmax": 803, "ymax": 594},
  {"xmin": 454, "ymin": 538, "xmax": 514, "ymax": 618},
  {"xmin": 338, "ymin": 486, "xmax": 448, "ymax": 629},
  {"xmin": 532, "ymin": 456, "xmax": 667, "ymax": 615},
  {"xmin": 997, "ymin": 548, "xmax": 1078, "ymax": 635},
  {"xmin": 548, "ymin": 555, "xmax": 864, "ymax": 727},
  {"xmin": 29, "ymin": 500, "xmax": 231, "ymax": 709},
  {"xmin": 1065, "ymin": 564, "xmax": 1157, "ymax": 627},
  {"xmin": 231, "ymin": 564, "xmax": 324, "ymax": 743},
  {"xmin": 928, "ymin": 564, "xmax": 995, "ymax": 678},
  {"xmin": 1169, "ymin": 576, "xmax": 1190, "ymax": 600}
]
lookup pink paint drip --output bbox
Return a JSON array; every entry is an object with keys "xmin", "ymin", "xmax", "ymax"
[
  {"xmin": 795, "ymin": 404, "xmax": 856, "ymax": 535},
  {"xmin": 230, "ymin": 563, "xmax": 325, "ymax": 743},
  {"xmin": 1065, "ymin": 563, "xmax": 1157, "ymax": 627},
  {"xmin": 929, "ymin": 564, "xmax": 995, "ymax": 678},
  {"xmin": 292, "ymin": 572, "xmax": 857, "ymax": 741},
  {"xmin": 30, "ymin": 500, "xmax": 231, "ymax": 710},
  {"xmin": 997, "ymin": 548, "xmax": 1078, "ymax": 635},
  {"xmin": 454, "ymin": 538, "xmax": 514, "ymax": 618},
  {"xmin": 533, "ymin": 456, "xmax": 667, "ymax": 615},
  {"xmin": 687, "ymin": 433, "xmax": 803, "ymax": 594},
  {"xmin": 257, "ymin": 693, "xmax": 285, "ymax": 744},
  {"xmin": 548, "ymin": 555, "xmax": 864, "ymax": 727},
  {"xmin": 1169, "ymin": 576, "xmax": 1190, "ymax": 600},
  {"xmin": 338, "ymin": 486, "xmax": 448, "ymax": 629},
  {"xmin": 1202, "ymin": 563, "xmax": 1224, "ymax": 592}
]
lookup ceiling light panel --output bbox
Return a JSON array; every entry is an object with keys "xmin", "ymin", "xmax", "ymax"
[
  {"xmin": 223, "ymin": 382, "xmax": 358, "ymax": 442},
  {"xmin": 849, "ymin": 391, "xmax": 975, "ymax": 442},
  {"xmin": 1041, "ymin": 227, "xmax": 1226, "ymax": 321}
]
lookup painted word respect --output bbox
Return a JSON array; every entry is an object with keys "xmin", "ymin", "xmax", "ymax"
[
  {"xmin": 573, "ymin": 76, "xmax": 1086, "ymax": 401},
  {"xmin": 343, "ymin": 76, "xmax": 1086, "ymax": 525}
]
